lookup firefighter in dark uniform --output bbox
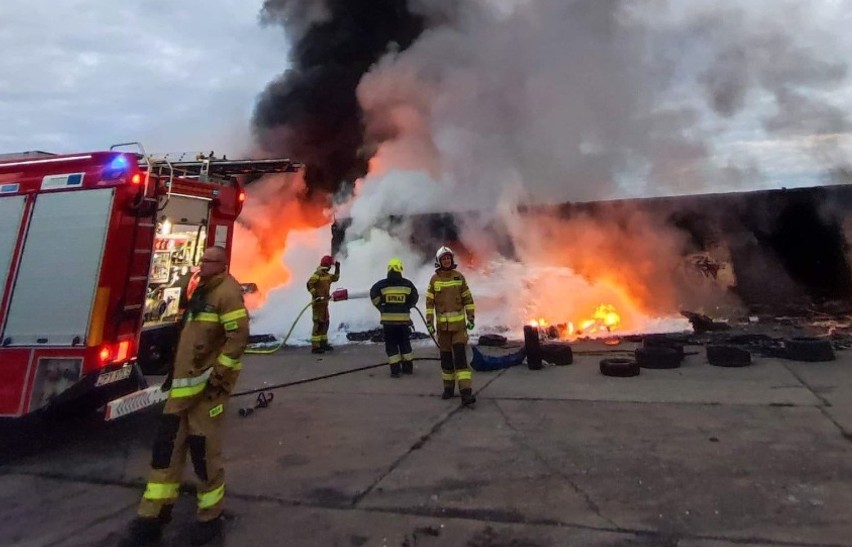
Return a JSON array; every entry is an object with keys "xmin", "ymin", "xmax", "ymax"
[
  {"xmin": 370, "ymin": 258, "xmax": 419, "ymax": 377},
  {"xmin": 307, "ymin": 255, "xmax": 340, "ymax": 353},
  {"xmin": 120, "ymin": 246, "xmax": 249, "ymax": 547},
  {"xmin": 425, "ymin": 246, "xmax": 476, "ymax": 406}
]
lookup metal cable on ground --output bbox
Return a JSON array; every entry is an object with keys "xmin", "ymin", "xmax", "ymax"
[{"xmin": 231, "ymin": 357, "xmax": 441, "ymax": 398}]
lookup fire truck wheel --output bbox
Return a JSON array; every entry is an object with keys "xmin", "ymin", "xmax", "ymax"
[
  {"xmin": 635, "ymin": 346, "xmax": 682, "ymax": 369},
  {"xmin": 600, "ymin": 358, "xmax": 640, "ymax": 377},
  {"xmin": 785, "ymin": 337, "xmax": 836, "ymax": 362},
  {"xmin": 706, "ymin": 345, "xmax": 752, "ymax": 367}
]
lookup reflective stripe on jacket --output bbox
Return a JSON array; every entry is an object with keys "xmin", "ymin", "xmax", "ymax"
[
  {"xmin": 369, "ymin": 272, "xmax": 419, "ymax": 325},
  {"xmin": 307, "ymin": 266, "xmax": 339, "ymax": 301},
  {"xmin": 171, "ymin": 272, "xmax": 250, "ymax": 405},
  {"xmin": 425, "ymin": 269, "xmax": 475, "ymax": 332}
]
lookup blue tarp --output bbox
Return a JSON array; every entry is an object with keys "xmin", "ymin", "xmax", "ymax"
[{"xmin": 470, "ymin": 345, "xmax": 526, "ymax": 372}]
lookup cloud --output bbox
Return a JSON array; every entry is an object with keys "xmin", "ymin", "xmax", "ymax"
[{"xmin": 0, "ymin": 0, "xmax": 288, "ymax": 156}]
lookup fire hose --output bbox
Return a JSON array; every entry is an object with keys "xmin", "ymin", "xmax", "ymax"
[{"xmin": 244, "ymin": 288, "xmax": 439, "ymax": 355}]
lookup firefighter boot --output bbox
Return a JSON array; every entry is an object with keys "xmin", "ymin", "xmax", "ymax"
[
  {"xmin": 440, "ymin": 351, "xmax": 455, "ymax": 399},
  {"xmin": 321, "ymin": 342, "xmax": 334, "ymax": 352},
  {"xmin": 190, "ymin": 516, "xmax": 223, "ymax": 546},
  {"xmin": 401, "ymin": 360, "xmax": 413, "ymax": 375},
  {"xmin": 460, "ymin": 388, "xmax": 477, "ymax": 407},
  {"xmin": 390, "ymin": 363, "xmax": 401, "ymax": 378},
  {"xmin": 118, "ymin": 517, "xmax": 163, "ymax": 547},
  {"xmin": 311, "ymin": 346, "xmax": 325, "ymax": 354}
]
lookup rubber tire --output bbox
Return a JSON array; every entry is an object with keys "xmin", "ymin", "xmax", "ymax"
[
  {"xmin": 541, "ymin": 342, "xmax": 573, "ymax": 366},
  {"xmin": 785, "ymin": 337, "xmax": 836, "ymax": 362},
  {"xmin": 478, "ymin": 334, "xmax": 508, "ymax": 347},
  {"xmin": 600, "ymin": 358, "xmax": 640, "ymax": 377},
  {"xmin": 706, "ymin": 345, "xmax": 751, "ymax": 367},
  {"xmin": 642, "ymin": 336, "xmax": 685, "ymax": 359},
  {"xmin": 635, "ymin": 346, "xmax": 682, "ymax": 369},
  {"xmin": 524, "ymin": 325, "xmax": 543, "ymax": 370}
]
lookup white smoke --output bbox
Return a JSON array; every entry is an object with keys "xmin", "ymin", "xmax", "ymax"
[
  {"xmin": 358, "ymin": 0, "xmax": 850, "ymax": 208},
  {"xmin": 248, "ymin": 0, "xmax": 850, "ymax": 342}
]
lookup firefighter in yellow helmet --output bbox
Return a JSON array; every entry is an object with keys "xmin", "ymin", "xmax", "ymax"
[
  {"xmin": 307, "ymin": 255, "xmax": 340, "ymax": 353},
  {"xmin": 370, "ymin": 258, "xmax": 419, "ymax": 377},
  {"xmin": 425, "ymin": 246, "xmax": 476, "ymax": 406},
  {"xmin": 120, "ymin": 246, "xmax": 249, "ymax": 547}
]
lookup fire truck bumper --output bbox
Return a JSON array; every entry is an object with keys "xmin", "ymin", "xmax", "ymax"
[
  {"xmin": 36, "ymin": 361, "xmax": 147, "ymax": 418},
  {"xmin": 104, "ymin": 383, "xmax": 169, "ymax": 421}
]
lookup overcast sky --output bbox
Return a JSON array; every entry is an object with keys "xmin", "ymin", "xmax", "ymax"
[
  {"xmin": 0, "ymin": 0, "xmax": 287, "ymax": 157},
  {"xmin": 0, "ymin": 0, "xmax": 849, "ymax": 192}
]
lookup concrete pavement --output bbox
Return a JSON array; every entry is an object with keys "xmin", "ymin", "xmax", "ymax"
[{"xmin": 2, "ymin": 338, "xmax": 852, "ymax": 547}]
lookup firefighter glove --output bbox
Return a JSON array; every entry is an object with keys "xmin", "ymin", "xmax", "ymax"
[
  {"xmin": 466, "ymin": 320, "xmax": 475, "ymax": 331},
  {"xmin": 427, "ymin": 323, "xmax": 435, "ymax": 335},
  {"xmin": 161, "ymin": 370, "xmax": 174, "ymax": 392},
  {"xmin": 206, "ymin": 372, "xmax": 229, "ymax": 398}
]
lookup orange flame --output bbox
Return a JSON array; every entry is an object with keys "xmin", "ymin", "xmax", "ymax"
[
  {"xmin": 528, "ymin": 303, "xmax": 623, "ymax": 340},
  {"xmin": 231, "ymin": 173, "xmax": 330, "ymax": 309}
]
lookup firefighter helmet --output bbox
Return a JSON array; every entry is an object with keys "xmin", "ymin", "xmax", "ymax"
[
  {"xmin": 387, "ymin": 257, "xmax": 404, "ymax": 273},
  {"xmin": 320, "ymin": 255, "xmax": 334, "ymax": 268},
  {"xmin": 434, "ymin": 246, "xmax": 455, "ymax": 269}
]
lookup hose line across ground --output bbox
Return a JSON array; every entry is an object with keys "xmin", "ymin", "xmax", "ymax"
[
  {"xmin": 245, "ymin": 301, "xmax": 440, "ymax": 355},
  {"xmin": 235, "ymin": 301, "xmax": 442, "ymax": 398},
  {"xmin": 244, "ymin": 301, "xmax": 313, "ymax": 355}
]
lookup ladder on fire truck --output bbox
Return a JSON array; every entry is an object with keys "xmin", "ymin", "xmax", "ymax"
[{"xmin": 108, "ymin": 142, "xmax": 303, "ymax": 320}]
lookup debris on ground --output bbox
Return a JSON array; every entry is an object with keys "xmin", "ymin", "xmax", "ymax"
[
  {"xmin": 478, "ymin": 334, "xmax": 508, "ymax": 347},
  {"xmin": 681, "ymin": 311, "xmax": 732, "ymax": 334},
  {"xmin": 345, "ymin": 328, "xmax": 430, "ymax": 342}
]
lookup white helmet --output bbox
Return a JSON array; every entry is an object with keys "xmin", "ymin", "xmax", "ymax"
[{"xmin": 434, "ymin": 246, "xmax": 455, "ymax": 269}]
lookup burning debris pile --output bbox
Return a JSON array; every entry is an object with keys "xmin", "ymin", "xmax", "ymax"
[{"xmin": 529, "ymin": 303, "xmax": 622, "ymax": 341}]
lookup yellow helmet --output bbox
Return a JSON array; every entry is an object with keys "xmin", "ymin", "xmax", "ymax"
[{"xmin": 387, "ymin": 257, "xmax": 404, "ymax": 273}]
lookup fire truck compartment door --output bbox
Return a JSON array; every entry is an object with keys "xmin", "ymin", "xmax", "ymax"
[
  {"xmin": 0, "ymin": 195, "xmax": 27, "ymax": 308},
  {"xmin": 3, "ymin": 189, "xmax": 114, "ymax": 346}
]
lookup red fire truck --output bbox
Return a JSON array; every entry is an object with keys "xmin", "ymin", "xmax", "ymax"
[{"xmin": 0, "ymin": 143, "xmax": 299, "ymax": 420}]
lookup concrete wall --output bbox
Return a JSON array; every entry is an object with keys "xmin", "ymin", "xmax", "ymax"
[{"xmin": 334, "ymin": 185, "xmax": 852, "ymax": 313}]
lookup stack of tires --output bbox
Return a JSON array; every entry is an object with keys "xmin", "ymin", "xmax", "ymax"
[{"xmin": 600, "ymin": 336, "xmax": 684, "ymax": 377}]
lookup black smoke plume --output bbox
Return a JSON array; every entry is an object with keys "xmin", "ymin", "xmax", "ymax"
[{"xmin": 252, "ymin": 0, "xmax": 425, "ymax": 195}]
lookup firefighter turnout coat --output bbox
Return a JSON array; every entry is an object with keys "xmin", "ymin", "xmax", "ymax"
[
  {"xmin": 170, "ymin": 272, "xmax": 250, "ymax": 405},
  {"xmin": 370, "ymin": 271, "xmax": 419, "ymax": 325},
  {"xmin": 138, "ymin": 272, "xmax": 249, "ymax": 523},
  {"xmin": 425, "ymin": 269, "xmax": 475, "ymax": 332},
  {"xmin": 307, "ymin": 266, "xmax": 340, "ymax": 302}
]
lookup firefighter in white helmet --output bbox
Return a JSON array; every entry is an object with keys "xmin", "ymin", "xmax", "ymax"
[{"xmin": 425, "ymin": 246, "xmax": 476, "ymax": 406}]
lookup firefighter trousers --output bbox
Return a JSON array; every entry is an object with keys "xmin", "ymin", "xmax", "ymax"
[
  {"xmin": 437, "ymin": 330, "xmax": 472, "ymax": 391},
  {"xmin": 137, "ymin": 391, "xmax": 229, "ymax": 523},
  {"xmin": 383, "ymin": 323, "xmax": 413, "ymax": 374},
  {"xmin": 311, "ymin": 302, "xmax": 330, "ymax": 348}
]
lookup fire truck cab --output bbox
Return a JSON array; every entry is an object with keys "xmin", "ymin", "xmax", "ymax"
[{"xmin": 0, "ymin": 144, "xmax": 299, "ymax": 420}]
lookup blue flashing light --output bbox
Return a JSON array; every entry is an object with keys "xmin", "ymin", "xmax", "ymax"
[
  {"xmin": 102, "ymin": 154, "xmax": 130, "ymax": 181},
  {"xmin": 110, "ymin": 155, "xmax": 129, "ymax": 171}
]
